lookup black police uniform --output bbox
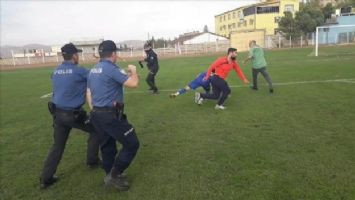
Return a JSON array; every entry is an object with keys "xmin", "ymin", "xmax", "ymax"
[
  {"xmin": 144, "ymin": 49, "xmax": 159, "ymax": 93},
  {"xmin": 40, "ymin": 43, "xmax": 100, "ymax": 188}
]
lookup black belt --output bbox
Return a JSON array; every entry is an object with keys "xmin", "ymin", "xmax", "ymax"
[
  {"xmin": 56, "ymin": 107, "xmax": 81, "ymax": 114},
  {"xmin": 92, "ymin": 106, "xmax": 116, "ymax": 112}
]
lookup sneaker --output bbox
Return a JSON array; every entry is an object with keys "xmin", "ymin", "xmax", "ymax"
[
  {"xmin": 169, "ymin": 93, "xmax": 177, "ymax": 98},
  {"xmin": 194, "ymin": 93, "xmax": 203, "ymax": 105},
  {"xmin": 197, "ymin": 97, "xmax": 203, "ymax": 105},
  {"xmin": 104, "ymin": 173, "xmax": 129, "ymax": 191},
  {"xmin": 269, "ymin": 88, "xmax": 274, "ymax": 93},
  {"xmin": 152, "ymin": 90, "xmax": 159, "ymax": 94},
  {"xmin": 194, "ymin": 92, "xmax": 200, "ymax": 103},
  {"xmin": 215, "ymin": 105, "xmax": 226, "ymax": 110},
  {"xmin": 40, "ymin": 175, "xmax": 59, "ymax": 189}
]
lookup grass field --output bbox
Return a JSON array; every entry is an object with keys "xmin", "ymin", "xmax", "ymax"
[{"xmin": 1, "ymin": 46, "xmax": 355, "ymax": 200}]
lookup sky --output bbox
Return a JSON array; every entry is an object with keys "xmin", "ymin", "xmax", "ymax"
[{"xmin": 0, "ymin": 0, "xmax": 258, "ymax": 46}]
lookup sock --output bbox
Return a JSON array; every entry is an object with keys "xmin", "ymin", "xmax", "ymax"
[{"xmin": 177, "ymin": 88, "xmax": 186, "ymax": 95}]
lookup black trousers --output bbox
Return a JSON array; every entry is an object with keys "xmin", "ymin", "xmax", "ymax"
[
  {"xmin": 90, "ymin": 108, "xmax": 139, "ymax": 175},
  {"xmin": 200, "ymin": 75, "xmax": 231, "ymax": 106},
  {"xmin": 252, "ymin": 67, "xmax": 273, "ymax": 89},
  {"xmin": 146, "ymin": 70, "xmax": 158, "ymax": 92},
  {"xmin": 40, "ymin": 109, "xmax": 100, "ymax": 182}
]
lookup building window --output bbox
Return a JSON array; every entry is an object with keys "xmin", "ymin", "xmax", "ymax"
[
  {"xmin": 341, "ymin": 6, "xmax": 352, "ymax": 14},
  {"xmin": 243, "ymin": 6, "xmax": 256, "ymax": 17},
  {"xmin": 220, "ymin": 16, "xmax": 222, "ymax": 22},
  {"xmin": 238, "ymin": 23, "xmax": 241, "ymax": 28},
  {"xmin": 232, "ymin": 23, "xmax": 236, "ymax": 28},
  {"xmin": 244, "ymin": 20, "xmax": 247, "ymax": 26},
  {"xmin": 249, "ymin": 19, "xmax": 254, "ymax": 25},
  {"xmin": 285, "ymin": 5, "xmax": 294, "ymax": 12},
  {"xmin": 224, "ymin": 15, "xmax": 226, "ymax": 21},
  {"xmin": 228, "ymin": 14, "xmax": 231, "ymax": 20},
  {"xmin": 233, "ymin": 12, "xmax": 236, "ymax": 18},
  {"xmin": 238, "ymin": 11, "xmax": 243, "ymax": 19},
  {"xmin": 257, "ymin": 6, "xmax": 280, "ymax": 14}
]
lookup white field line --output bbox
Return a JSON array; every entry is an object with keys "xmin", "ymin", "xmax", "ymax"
[
  {"xmin": 39, "ymin": 78, "xmax": 355, "ymax": 98},
  {"xmin": 40, "ymin": 92, "xmax": 53, "ymax": 99},
  {"xmin": 337, "ymin": 80, "xmax": 355, "ymax": 84}
]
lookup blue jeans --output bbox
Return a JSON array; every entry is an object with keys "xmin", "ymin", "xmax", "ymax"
[
  {"xmin": 200, "ymin": 75, "xmax": 231, "ymax": 106},
  {"xmin": 90, "ymin": 109, "xmax": 139, "ymax": 174},
  {"xmin": 252, "ymin": 67, "xmax": 273, "ymax": 89}
]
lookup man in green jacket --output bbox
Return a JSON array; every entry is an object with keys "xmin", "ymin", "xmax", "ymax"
[{"xmin": 244, "ymin": 40, "xmax": 274, "ymax": 93}]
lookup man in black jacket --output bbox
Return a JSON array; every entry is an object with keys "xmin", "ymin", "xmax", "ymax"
[{"xmin": 140, "ymin": 41, "xmax": 159, "ymax": 94}]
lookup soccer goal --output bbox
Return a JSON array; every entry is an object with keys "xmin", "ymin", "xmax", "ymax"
[{"xmin": 314, "ymin": 24, "xmax": 355, "ymax": 57}]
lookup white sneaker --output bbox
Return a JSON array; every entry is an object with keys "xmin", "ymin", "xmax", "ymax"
[
  {"xmin": 194, "ymin": 92, "xmax": 204, "ymax": 105},
  {"xmin": 215, "ymin": 105, "xmax": 226, "ymax": 110},
  {"xmin": 194, "ymin": 92, "xmax": 200, "ymax": 103},
  {"xmin": 197, "ymin": 97, "xmax": 203, "ymax": 105}
]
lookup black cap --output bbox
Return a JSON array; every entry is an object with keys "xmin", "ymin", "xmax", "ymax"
[
  {"xmin": 227, "ymin": 47, "xmax": 237, "ymax": 54},
  {"xmin": 61, "ymin": 43, "xmax": 82, "ymax": 55},
  {"xmin": 99, "ymin": 40, "xmax": 118, "ymax": 53}
]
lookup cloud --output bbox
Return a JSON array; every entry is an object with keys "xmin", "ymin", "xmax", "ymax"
[{"xmin": 0, "ymin": 0, "xmax": 256, "ymax": 46}]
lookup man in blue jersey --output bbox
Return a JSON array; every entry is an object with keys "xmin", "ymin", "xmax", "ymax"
[
  {"xmin": 87, "ymin": 40, "xmax": 140, "ymax": 192},
  {"xmin": 169, "ymin": 71, "xmax": 211, "ymax": 98},
  {"xmin": 40, "ymin": 43, "xmax": 100, "ymax": 189}
]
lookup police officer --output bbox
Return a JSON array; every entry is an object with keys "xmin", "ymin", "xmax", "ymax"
[
  {"xmin": 140, "ymin": 41, "xmax": 159, "ymax": 94},
  {"xmin": 39, "ymin": 43, "xmax": 100, "ymax": 189},
  {"xmin": 87, "ymin": 40, "xmax": 140, "ymax": 191}
]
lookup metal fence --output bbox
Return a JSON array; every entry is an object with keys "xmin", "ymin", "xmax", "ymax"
[
  {"xmin": 264, "ymin": 34, "xmax": 316, "ymax": 49},
  {"xmin": 0, "ymin": 41, "xmax": 231, "ymax": 67},
  {"xmin": 2, "ymin": 32, "xmax": 355, "ymax": 67}
]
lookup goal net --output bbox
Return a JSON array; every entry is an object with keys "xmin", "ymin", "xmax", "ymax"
[{"xmin": 314, "ymin": 24, "xmax": 355, "ymax": 57}]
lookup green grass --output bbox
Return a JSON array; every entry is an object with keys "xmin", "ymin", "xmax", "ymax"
[{"xmin": 1, "ymin": 47, "xmax": 355, "ymax": 200}]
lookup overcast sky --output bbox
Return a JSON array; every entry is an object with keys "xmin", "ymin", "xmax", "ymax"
[{"xmin": 0, "ymin": 0, "xmax": 258, "ymax": 46}]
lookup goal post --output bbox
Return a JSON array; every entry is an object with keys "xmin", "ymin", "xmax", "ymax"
[{"xmin": 315, "ymin": 24, "xmax": 355, "ymax": 57}]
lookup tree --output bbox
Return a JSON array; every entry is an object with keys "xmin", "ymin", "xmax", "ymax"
[
  {"xmin": 337, "ymin": 0, "xmax": 355, "ymax": 8},
  {"xmin": 295, "ymin": 4, "xmax": 324, "ymax": 45},
  {"xmin": 147, "ymin": 37, "xmax": 174, "ymax": 48},
  {"xmin": 322, "ymin": 3, "xmax": 335, "ymax": 20},
  {"xmin": 278, "ymin": 12, "xmax": 301, "ymax": 39}
]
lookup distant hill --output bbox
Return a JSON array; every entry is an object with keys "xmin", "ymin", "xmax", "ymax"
[{"xmin": 0, "ymin": 44, "xmax": 51, "ymax": 58}]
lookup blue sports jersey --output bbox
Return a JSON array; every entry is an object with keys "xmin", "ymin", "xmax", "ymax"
[
  {"xmin": 51, "ymin": 61, "xmax": 89, "ymax": 110},
  {"xmin": 188, "ymin": 72, "xmax": 211, "ymax": 90},
  {"xmin": 88, "ymin": 59, "xmax": 129, "ymax": 107}
]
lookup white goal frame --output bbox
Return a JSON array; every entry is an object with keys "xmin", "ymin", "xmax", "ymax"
[{"xmin": 315, "ymin": 24, "xmax": 355, "ymax": 56}]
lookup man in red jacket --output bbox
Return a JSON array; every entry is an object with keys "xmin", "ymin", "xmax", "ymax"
[{"xmin": 195, "ymin": 48, "xmax": 249, "ymax": 110}]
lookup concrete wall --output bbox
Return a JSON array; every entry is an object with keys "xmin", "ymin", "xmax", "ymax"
[
  {"xmin": 318, "ymin": 16, "xmax": 355, "ymax": 44},
  {"xmin": 230, "ymin": 29, "xmax": 266, "ymax": 52}
]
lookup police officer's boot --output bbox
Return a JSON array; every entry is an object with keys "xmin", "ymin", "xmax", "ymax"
[
  {"xmin": 104, "ymin": 168, "xmax": 129, "ymax": 191},
  {"xmin": 39, "ymin": 175, "xmax": 59, "ymax": 189}
]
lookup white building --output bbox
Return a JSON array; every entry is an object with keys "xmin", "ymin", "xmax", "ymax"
[{"xmin": 174, "ymin": 31, "xmax": 229, "ymax": 45}]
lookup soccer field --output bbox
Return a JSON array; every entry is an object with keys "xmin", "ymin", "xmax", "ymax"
[{"xmin": 1, "ymin": 47, "xmax": 355, "ymax": 200}]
